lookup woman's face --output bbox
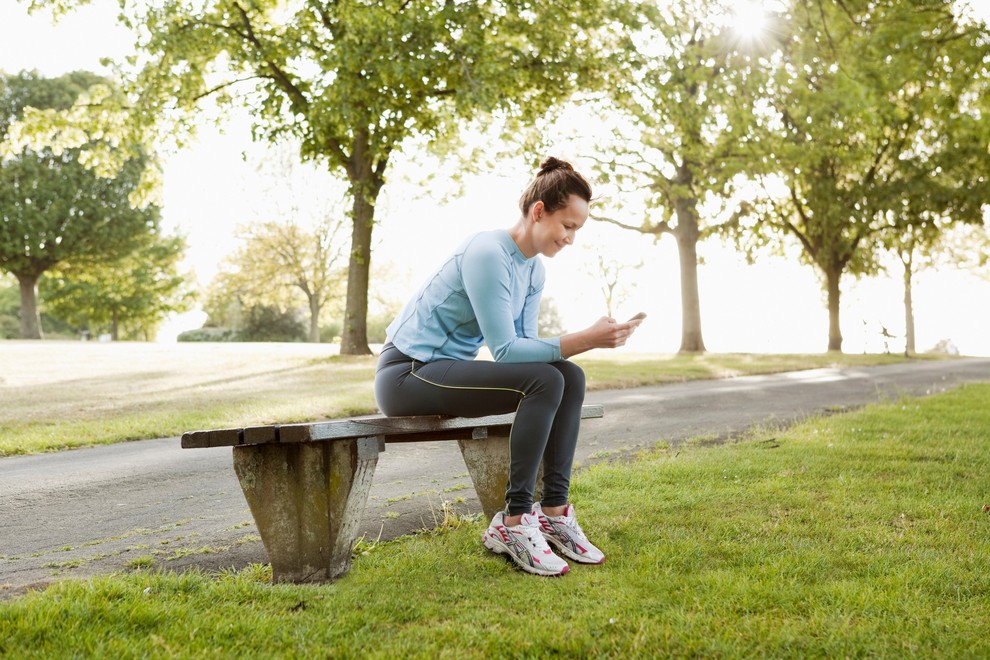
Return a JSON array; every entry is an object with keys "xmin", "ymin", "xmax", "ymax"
[{"xmin": 534, "ymin": 195, "xmax": 589, "ymax": 258}]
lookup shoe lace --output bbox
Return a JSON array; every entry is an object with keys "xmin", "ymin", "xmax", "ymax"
[
  {"xmin": 562, "ymin": 514, "xmax": 588, "ymax": 541},
  {"xmin": 522, "ymin": 521, "xmax": 552, "ymax": 551}
]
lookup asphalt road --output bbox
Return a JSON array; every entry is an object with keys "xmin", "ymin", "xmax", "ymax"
[{"xmin": 3, "ymin": 358, "xmax": 989, "ymax": 599}]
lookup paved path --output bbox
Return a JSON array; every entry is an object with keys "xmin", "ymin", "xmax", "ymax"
[{"xmin": 3, "ymin": 358, "xmax": 989, "ymax": 598}]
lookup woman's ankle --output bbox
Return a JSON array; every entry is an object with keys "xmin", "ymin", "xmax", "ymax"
[{"xmin": 541, "ymin": 504, "xmax": 568, "ymax": 517}]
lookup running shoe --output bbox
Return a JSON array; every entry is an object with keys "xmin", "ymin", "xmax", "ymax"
[
  {"xmin": 482, "ymin": 511, "xmax": 570, "ymax": 576},
  {"xmin": 534, "ymin": 503, "xmax": 606, "ymax": 564}
]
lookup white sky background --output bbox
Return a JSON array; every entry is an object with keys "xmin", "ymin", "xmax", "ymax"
[{"xmin": 1, "ymin": 0, "xmax": 989, "ymax": 355}]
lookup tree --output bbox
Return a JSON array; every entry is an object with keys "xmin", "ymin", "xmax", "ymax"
[
  {"xmin": 876, "ymin": 50, "xmax": 990, "ymax": 355},
  {"xmin": 0, "ymin": 70, "xmax": 159, "ymax": 339},
  {"xmin": 41, "ymin": 231, "xmax": 196, "ymax": 340},
  {"xmin": 240, "ymin": 304, "xmax": 307, "ymax": 343},
  {"xmin": 0, "ymin": 275, "xmax": 19, "ymax": 339},
  {"xmin": 217, "ymin": 146, "xmax": 350, "ymax": 343},
  {"xmin": 581, "ymin": 245, "xmax": 643, "ymax": 319},
  {"xmin": 589, "ymin": 0, "xmax": 775, "ymax": 353},
  {"xmin": 735, "ymin": 0, "xmax": 990, "ymax": 352},
  {"xmin": 221, "ymin": 218, "xmax": 347, "ymax": 343},
  {"xmin": 885, "ymin": 219, "xmax": 990, "ymax": 356},
  {"xmin": 538, "ymin": 297, "xmax": 567, "ymax": 338},
  {"xmin": 86, "ymin": 0, "xmax": 622, "ymax": 355}
]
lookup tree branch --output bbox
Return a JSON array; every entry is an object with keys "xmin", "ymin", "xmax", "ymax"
[
  {"xmin": 192, "ymin": 75, "xmax": 265, "ymax": 102},
  {"xmin": 591, "ymin": 213, "xmax": 671, "ymax": 237},
  {"xmin": 231, "ymin": 2, "xmax": 310, "ymax": 113},
  {"xmin": 782, "ymin": 185, "xmax": 816, "ymax": 257}
]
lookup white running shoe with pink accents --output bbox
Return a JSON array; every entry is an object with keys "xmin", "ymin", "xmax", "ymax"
[
  {"xmin": 482, "ymin": 511, "xmax": 570, "ymax": 576},
  {"xmin": 534, "ymin": 503, "xmax": 605, "ymax": 564}
]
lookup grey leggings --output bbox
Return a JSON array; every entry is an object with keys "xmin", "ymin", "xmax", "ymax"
[{"xmin": 374, "ymin": 343, "xmax": 586, "ymax": 516}]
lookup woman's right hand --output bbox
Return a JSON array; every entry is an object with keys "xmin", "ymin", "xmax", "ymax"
[
  {"xmin": 560, "ymin": 315, "xmax": 644, "ymax": 358},
  {"xmin": 587, "ymin": 315, "xmax": 643, "ymax": 348}
]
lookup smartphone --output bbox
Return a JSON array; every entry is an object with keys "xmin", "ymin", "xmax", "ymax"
[{"xmin": 627, "ymin": 312, "xmax": 647, "ymax": 323}]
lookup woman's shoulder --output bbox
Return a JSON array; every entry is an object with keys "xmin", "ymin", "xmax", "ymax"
[{"xmin": 461, "ymin": 230, "xmax": 513, "ymax": 258}]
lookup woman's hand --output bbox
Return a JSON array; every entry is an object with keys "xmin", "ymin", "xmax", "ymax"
[{"xmin": 560, "ymin": 314, "xmax": 645, "ymax": 358}]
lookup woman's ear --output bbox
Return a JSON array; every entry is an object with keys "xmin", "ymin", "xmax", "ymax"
[{"xmin": 531, "ymin": 200, "xmax": 545, "ymax": 222}]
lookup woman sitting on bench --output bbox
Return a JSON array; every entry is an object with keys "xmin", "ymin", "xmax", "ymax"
[{"xmin": 375, "ymin": 157, "xmax": 643, "ymax": 576}]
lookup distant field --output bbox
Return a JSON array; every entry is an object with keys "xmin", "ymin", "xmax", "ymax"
[{"xmin": 0, "ymin": 340, "xmax": 934, "ymax": 456}]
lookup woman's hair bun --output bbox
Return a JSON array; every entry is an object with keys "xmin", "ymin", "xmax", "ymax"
[
  {"xmin": 538, "ymin": 156, "xmax": 574, "ymax": 175},
  {"xmin": 519, "ymin": 155, "xmax": 592, "ymax": 214}
]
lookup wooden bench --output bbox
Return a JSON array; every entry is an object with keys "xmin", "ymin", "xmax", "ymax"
[{"xmin": 181, "ymin": 404, "xmax": 604, "ymax": 583}]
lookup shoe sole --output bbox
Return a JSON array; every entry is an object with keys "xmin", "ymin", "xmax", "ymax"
[
  {"xmin": 543, "ymin": 535, "xmax": 606, "ymax": 565},
  {"xmin": 482, "ymin": 533, "xmax": 569, "ymax": 577}
]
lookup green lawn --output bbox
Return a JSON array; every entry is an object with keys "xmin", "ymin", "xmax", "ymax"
[
  {"xmin": 2, "ymin": 383, "xmax": 987, "ymax": 658},
  {"xmin": 0, "ymin": 340, "xmax": 928, "ymax": 456}
]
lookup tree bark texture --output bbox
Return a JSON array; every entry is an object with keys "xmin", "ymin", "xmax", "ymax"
[
  {"xmin": 825, "ymin": 267, "xmax": 843, "ymax": 352},
  {"xmin": 17, "ymin": 273, "xmax": 43, "ymax": 340},
  {"xmin": 339, "ymin": 136, "xmax": 385, "ymax": 356},
  {"xmin": 673, "ymin": 200, "xmax": 706, "ymax": 354},
  {"xmin": 341, "ymin": 190, "xmax": 374, "ymax": 355},
  {"xmin": 308, "ymin": 292, "xmax": 321, "ymax": 344},
  {"xmin": 903, "ymin": 261, "xmax": 915, "ymax": 357}
]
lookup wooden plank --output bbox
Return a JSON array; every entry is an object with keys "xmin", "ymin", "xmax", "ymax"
[
  {"xmin": 243, "ymin": 426, "xmax": 279, "ymax": 445},
  {"xmin": 280, "ymin": 412, "xmax": 517, "ymax": 443},
  {"xmin": 181, "ymin": 428, "xmax": 242, "ymax": 448},
  {"xmin": 183, "ymin": 404, "xmax": 604, "ymax": 447}
]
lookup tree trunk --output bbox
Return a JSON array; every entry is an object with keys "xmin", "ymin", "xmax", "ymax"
[
  {"xmin": 340, "ymin": 189, "xmax": 375, "ymax": 355},
  {"xmin": 111, "ymin": 309, "xmax": 119, "ymax": 341},
  {"xmin": 17, "ymin": 273, "xmax": 43, "ymax": 339},
  {"xmin": 903, "ymin": 259, "xmax": 915, "ymax": 357},
  {"xmin": 825, "ymin": 266, "xmax": 843, "ymax": 352},
  {"xmin": 308, "ymin": 292, "xmax": 321, "ymax": 344},
  {"xmin": 673, "ymin": 201, "xmax": 706, "ymax": 354},
  {"xmin": 339, "ymin": 135, "xmax": 386, "ymax": 356}
]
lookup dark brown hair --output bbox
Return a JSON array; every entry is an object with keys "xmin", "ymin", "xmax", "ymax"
[{"xmin": 518, "ymin": 157, "xmax": 593, "ymax": 215}]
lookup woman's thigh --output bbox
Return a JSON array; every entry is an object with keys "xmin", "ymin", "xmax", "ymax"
[{"xmin": 392, "ymin": 359, "xmax": 565, "ymax": 418}]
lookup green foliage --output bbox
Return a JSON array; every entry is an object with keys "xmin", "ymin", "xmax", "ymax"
[
  {"xmin": 728, "ymin": 0, "xmax": 990, "ymax": 351},
  {"xmin": 585, "ymin": 0, "xmax": 775, "ymax": 353},
  {"xmin": 0, "ymin": 276, "xmax": 18, "ymax": 338},
  {"xmin": 176, "ymin": 327, "xmax": 236, "ymax": 343},
  {"xmin": 41, "ymin": 232, "xmax": 196, "ymax": 341},
  {"xmin": 109, "ymin": 0, "xmax": 624, "ymax": 354},
  {"xmin": 364, "ymin": 312, "xmax": 393, "ymax": 345},
  {"xmin": 538, "ymin": 297, "xmax": 567, "ymax": 337},
  {"xmin": 0, "ymin": 70, "xmax": 161, "ymax": 338},
  {"xmin": 238, "ymin": 305, "xmax": 306, "ymax": 343},
  {"xmin": 214, "ymin": 216, "xmax": 348, "ymax": 343}
]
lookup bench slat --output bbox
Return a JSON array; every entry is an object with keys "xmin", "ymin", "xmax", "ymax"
[
  {"xmin": 182, "ymin": 428, "xmax": 242, "ymax": 449},
  {"xmin": 181, "ymin": 404, "xmax": 604, "ymax": 448}
]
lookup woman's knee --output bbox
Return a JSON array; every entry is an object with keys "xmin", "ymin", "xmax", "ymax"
[
  {"xmin": 553, "ymin": 360, "xmax": 586, "ymax": 391},
  {"xmin": 522, "ymin": 362, "xmax": 566, "ymax": 402}
]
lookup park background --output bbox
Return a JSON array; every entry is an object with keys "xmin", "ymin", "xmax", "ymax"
[
  {"xmin": 1, "ymin": 0, "xmax": 989, "ymax": 356},
  {"xmin": 3, "ymin": 5, "xmax": 990, "ymax": 655}
]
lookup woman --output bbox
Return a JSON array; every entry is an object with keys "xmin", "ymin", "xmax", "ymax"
[{"xmin": 375, "ymin": 157, "xmax": 643, "ymax": 576}]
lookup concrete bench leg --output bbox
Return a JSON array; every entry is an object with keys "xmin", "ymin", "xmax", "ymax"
[
  {"xmin": 457, "ymin": 432, "xmax": 542, "ymax": 521},
  {"xmin": 232, "ymin": 437, "xmax": 381, "ymax": 583}
]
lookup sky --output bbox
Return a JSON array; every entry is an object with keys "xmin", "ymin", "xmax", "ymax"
[{"xmin": 1, "ymin": 0, "xmax": 989, "ymax": 355}]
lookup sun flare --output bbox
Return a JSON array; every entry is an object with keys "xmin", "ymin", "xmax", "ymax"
[{"xmin": 728, "ymin": 0, "xmax": 769, "ymax": 40}]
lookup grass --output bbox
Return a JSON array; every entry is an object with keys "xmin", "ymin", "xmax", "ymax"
[
  {"xmin": 2, "ymin": 383, "xmax": 988, "ymax": 657},
  {"xmin": 0, "ymin": 340, "xmax": 933, "ymax": 456}
]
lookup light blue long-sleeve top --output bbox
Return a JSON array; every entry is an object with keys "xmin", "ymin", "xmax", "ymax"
[{"xmin": 385, "ymin": 230, "xmax": 562, "ymax": 363}]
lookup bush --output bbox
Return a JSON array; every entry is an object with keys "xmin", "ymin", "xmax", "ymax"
[
  {"xmin": 366, "ymin": 313, "xmax": 394, "ymax": 344},
  {"xmin": 239, "ymin": 305, "xmax": 306, "ymax": 343},
  {"xmin": 319, "ymin": 320, "xmax": 342, "ymax": 344},
  {"xmin": 0, "ymin": 314, "xmax": 19, "ymax": 339},
  {"xmin": 177, "ymin": 327, "xmax": 237, "ymax": 342}
]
